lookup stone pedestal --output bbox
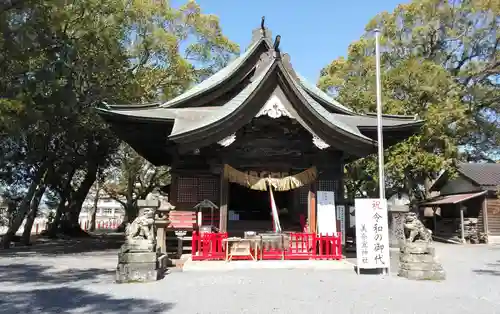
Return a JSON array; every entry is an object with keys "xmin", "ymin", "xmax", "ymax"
[
  {"xmin": 398, "ymin": 242, "xmax": 445, "ymax": 281},
  {"xmin": 116, "ymin": 241, "xmax": 165, "ymax": 283},
  {"xmin": 388, "ymin": 205, "xmax": 409, "ymax": 248}
]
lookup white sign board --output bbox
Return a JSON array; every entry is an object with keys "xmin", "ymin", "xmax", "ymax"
[
  {"xmin": 317, "ymin": 191, "xmax": 336, "ymax": 235},
  {"xmin": 355, "ymin": 198, "xmax": 390, "ymax": 269},
  {"xmin": 336, "ymin": 205, "xmax": 346, "ymax": 245}
]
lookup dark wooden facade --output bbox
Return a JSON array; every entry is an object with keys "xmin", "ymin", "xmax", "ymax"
[{"xmin": 166, "ymin": 115, "xmax": 346, "ymax": 233}]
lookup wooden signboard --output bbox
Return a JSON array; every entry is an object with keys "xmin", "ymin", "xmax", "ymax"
[{"xmin": 355, "ymin": 198, "xmax": 390, "ymax": 272}]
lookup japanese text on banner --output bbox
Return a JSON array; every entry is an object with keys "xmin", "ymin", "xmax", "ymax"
[{"xmin": 355, "ymin": 198, "xmax": 390, "ymax": 269}]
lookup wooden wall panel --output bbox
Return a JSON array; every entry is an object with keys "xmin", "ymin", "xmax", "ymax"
[
  {"xmin": 175, "ymin": 175, "xmax": 220, "ymax": 210},
  {"xmin": 487, "ymin": 197, "xmax": 500, "ymax": 236}
]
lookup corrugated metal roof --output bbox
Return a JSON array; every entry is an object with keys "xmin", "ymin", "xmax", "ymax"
[{"xmin": 420, "ymin": 191, "xmax": 487, "ymax": 206}]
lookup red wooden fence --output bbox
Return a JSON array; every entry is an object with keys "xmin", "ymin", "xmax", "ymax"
[
  {"xmin": 191, "ymin": 232, "xmax": 342, "ymax": 261},
  {"xmin": 192, "ymin": 232, "xmax": 228, "ymax": 261}
]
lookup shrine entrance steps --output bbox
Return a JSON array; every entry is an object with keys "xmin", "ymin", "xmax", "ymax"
[{"xmin": 182, "ymin": 259, "xmax": 353, "ymax": 272}]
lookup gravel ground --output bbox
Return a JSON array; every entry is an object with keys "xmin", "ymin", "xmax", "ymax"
[{"xmin": 0, "ymin": 242, "xmax": 500, "ymax": 314}]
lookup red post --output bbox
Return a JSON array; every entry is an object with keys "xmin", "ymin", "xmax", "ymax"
[{"xmin": 35, "ymin": 224, "xmax": 39, "ymax": 235}]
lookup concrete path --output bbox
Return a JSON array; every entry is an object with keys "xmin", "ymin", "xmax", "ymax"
[
  {"xmin": 1, "ymin": 240, "xmax": 500, "ymax": 313},
  {"xmin": 183, "ymin": 259, "xmax": 353, "ymax": 272}
]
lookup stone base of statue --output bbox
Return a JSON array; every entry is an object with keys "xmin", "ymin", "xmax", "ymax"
[
  {"xmin": 115, "ymin": 240, "xmax": 165, "ymax": 284},
  {"xmin": 398, "ymin": 241, "xmax": 446, "ymax": 281}
]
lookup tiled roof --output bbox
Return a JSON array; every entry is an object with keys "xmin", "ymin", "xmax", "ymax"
[{"xmin": 458, "ymin": 163, "xmax": 500, "ymax": 187}]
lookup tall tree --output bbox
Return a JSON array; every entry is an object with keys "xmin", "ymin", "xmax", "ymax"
[
  {"xmin": 318, "ymin": 0, "xmax": 499, "ymax": 200},
  {"xmin": 0, "ymin": 0, "xmax": 238, "ymax": 245}
]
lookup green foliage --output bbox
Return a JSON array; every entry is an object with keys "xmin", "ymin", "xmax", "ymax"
[
  {"xmin": 319, "ymin": 0, "xmax": 499, "ymax": 199},
  {"xmin": 0, "ymin": 0, "xmax": 238, "ymax": 233}
]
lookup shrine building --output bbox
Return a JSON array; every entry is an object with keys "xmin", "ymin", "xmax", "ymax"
[{"xmin": 98, "ymin": 21, "xmax": 423, "ymax": 242}]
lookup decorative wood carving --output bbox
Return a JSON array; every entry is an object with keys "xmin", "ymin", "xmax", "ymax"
[
  {"xmin": 251, "ymin": 51, "xmax": 274, "ymax": 82},
  {"xmin": 256, "ymin": 94, "xmax": 293, "ymax": 119},
  {"xmin": 217, "ymin": 133, "xmax": 236, "ymax": 147},
  {"xmin": 281, "ymin": 53, "xmax": 299, "ymax": 81},
  {"xmin": 313, "ymin": 136, "xmax": 330, "ymax": 150}
]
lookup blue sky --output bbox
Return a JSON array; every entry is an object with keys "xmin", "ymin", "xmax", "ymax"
[{"xmin": 190, "ymin": 0, "xmax": 406, "ymax": 83}]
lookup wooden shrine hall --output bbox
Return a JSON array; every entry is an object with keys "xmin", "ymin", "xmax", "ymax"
[{"xmin": 98, "ymin": 18, "xmax": 423, "ymax": 260}]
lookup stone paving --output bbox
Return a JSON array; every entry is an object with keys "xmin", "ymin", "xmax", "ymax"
[{"xmin": 0, "ymin": 241, "xmax": 500, "ymax": 314}]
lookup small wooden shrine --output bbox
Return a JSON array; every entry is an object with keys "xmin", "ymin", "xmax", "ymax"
[{"xmin": 98, "ymin": 19, "xmax": 423, "ymax": 240}]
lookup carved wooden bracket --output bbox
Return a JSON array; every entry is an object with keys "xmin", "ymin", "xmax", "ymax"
[
  {"xmin": 313, "ymin": 136, "xmax": 330, "ymax": 150},
  {"xmin": 217, "ymin": 133, "xmax": 236, "ymax": 147}
]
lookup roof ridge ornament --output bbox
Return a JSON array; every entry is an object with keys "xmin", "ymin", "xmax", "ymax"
[
  {"xmin": 273, "ymin": 35, "xmax": 281, "ymax": 60},
  {"xmin": 261, "ymin": 16, "xmax": 266, "ymax": 37},
  {"xmin": 250, "ymin": 16, "xmax": 272, "ymax": 47}
]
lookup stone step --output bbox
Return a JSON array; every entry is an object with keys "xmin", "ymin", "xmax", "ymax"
[
  {"xmin": 116, "ymin": 262, "xmax": 163, "ymax": 283},
  {"xmin": 399, "ymin": 261, "xmax": 443, "ymax": 271},
  {"xmin": 399, "ymin": 253, "xmax": 436, "ymax": 263},
  {"xmin": 398, "ymin": 269, "xmax": 446, "ymax": 281},
  {"xmin": 118, "ymin": 252, "xmax": 158, "ymax": 264},
  {"xmin": 400, "ymin": 242, "xmax": 435, "ymax": 255}
]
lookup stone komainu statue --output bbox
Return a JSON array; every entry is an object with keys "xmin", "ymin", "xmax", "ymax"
[
  {"xmin": 403, "ymin": 212, "xmax": 432, "ymax": 243},
  {"xmin": 125, "ymin": 208, "xmax": 155, "ymax": 242}
]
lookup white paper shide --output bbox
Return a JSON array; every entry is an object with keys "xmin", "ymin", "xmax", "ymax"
[{"xmin": 355, "ymin": 198, "xmax": 390, "ymax": 269}]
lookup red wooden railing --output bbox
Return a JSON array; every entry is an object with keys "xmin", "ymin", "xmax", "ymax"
[
  {"xmin": 192, "ymin": 231, "xmax": 228, "ymax": 261},
  {"xmin": 191, "ymin": 232, "xmax": 342, "ymax": 261}
]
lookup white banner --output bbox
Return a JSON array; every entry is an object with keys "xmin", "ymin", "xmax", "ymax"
[
  {"xmin": 317, "ymin": 191, "xmax": 336, "ymax": 235},
  {"xmin": 355, "ymin": 198, "xmax": 390, "ymax": 269}
]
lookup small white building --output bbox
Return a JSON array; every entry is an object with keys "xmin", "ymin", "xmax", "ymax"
[{"xmin": 79, "ymin": 192, "xmax": 126, "ymax": 227}]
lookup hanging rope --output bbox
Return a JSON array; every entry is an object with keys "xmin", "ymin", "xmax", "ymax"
[
  {"xmin": 223, "ymin": 164, "xmax": 317, "ymax": 191},
  {"xmin": 268, "ymin": 183, "xmax": 282, "ymax": 232}
]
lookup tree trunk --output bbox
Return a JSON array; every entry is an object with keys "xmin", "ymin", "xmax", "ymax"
[
  {"xmin": 1, "ymin": 162, "xmax": 48, "ymax": 248},
  {"xmin": 47, "ymin": 197, "xmax": 66, "ymax": 238},
  {"xmin": 89, "ymin": 180, "xmax": 100, "ymax": 232},
  {"xmin": 21, "ymin": 184, "xmax": 46, "ymax": 245},
  {"xmin": 115, "ymin": 201, "xmax": 136, "ymax": 232},
  {"xmin": 424, "ymin": 177, "xmax": 433, "ymax": 199},
  {"xmin": 59, "ymin": 161, "xmax": 98, "ymax": 236},
  {"xmin": 46, "ymin": 168, "xmax": 76, "ymax": 238},
  {"xmin": 125, "ymin": 201, "xmax": 138, "ymax": 223}
]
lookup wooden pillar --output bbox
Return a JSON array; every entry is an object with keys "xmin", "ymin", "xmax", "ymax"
[
  {"xmin": 170, "ymin": 177, "xmax": 178, "ymax": 206},
  {"xmin": 219, "ymin": 169, "xmax": 228, "ymax": 233},
  {"xmin": 459, "ymin": 204, "xmax": 465, "ymax": 244},
  {"xmin": 157, "ymin": 226, "xmax": 167, "ymax": 254},
  {"xmin": 483, "ymin": 196, "xmax": 489, "ymax": 234},
  {"xmin": 308, "ymin": 181, "xmax": 317, "ymax": 234},
  {"xmin": 432, "ymin": 207, "xmax": 437, "ymax": 233}
]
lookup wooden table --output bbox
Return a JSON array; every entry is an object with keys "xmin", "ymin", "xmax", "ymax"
[{"xmin": 223, "ymin": 237, "xmax": 260, "ymax": 262}]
